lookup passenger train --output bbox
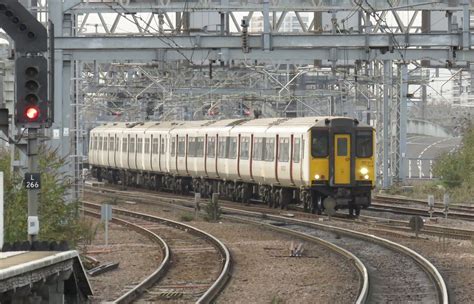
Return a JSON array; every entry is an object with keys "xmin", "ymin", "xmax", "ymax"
[{"xmin": 88, "ymin": 117, "xmax": 375, "ymax": 215}]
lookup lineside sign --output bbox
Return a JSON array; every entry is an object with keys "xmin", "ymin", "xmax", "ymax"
[{"xmin": 24, "ymin": 173, "xmax": 40, "ymax": 190}]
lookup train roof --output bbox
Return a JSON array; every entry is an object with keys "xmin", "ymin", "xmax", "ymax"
[{"xmin": 90, "ymin": 116, "xmax": 372, "ymax": 133}]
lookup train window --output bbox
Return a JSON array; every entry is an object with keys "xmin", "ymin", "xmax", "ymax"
[
  {"xmin": 218, "ymin": 137, "xmax": 227, "ymax": 158},
  {"xmin": 263, "ymin": 138, "xmax": 275, "ymax": 161},
  {"xmin": 145, "ymin": 138, "xmax": 150, "ymax": 154},
  {"xmin": 93, "ymin": 137, "xmax": 97, "ymax": 150},
  {"xmin": 252, "ymin": 137, "xmax": 263, "ymax": 161},
  {"xmin": 171, "ymin": 137, "xmax": 176, "ymax": 156},
  {"xmin": 103, "ymin": 137, "xmax": 108, "ymax": 151},
  {"xmin": 337, "ymin": 138, "xmax": 348, "ymax": 156},
  {"xmin": 160, "ymin": 138, "xmax": 166, "ymax": 154},
  {"xmin": 196, "ymin": 137, "xmax": 204, "ymax": 157},
  {"xmin": 178, "ymin": 137, "xmax": 185, "ymax": 156},
  {"xmin": 278, "ymin": 137, "xmax": 289, "ymax": 162},
  {"xmin": 116, "ymin": 138, "xmax": 120, "ymax": 152},
  {"xmin": 228, "ymin": 137, "xmax": 237, "ymax": 159},
  {"xmin": 137, "ymin": 138, "xmax": 143, "ymax": 153},
  {"xmin": 207, "ymin": 137, "xmax": 216, "ymax": 158},
  {"xmin": 129, "ymin": 137, "xmax": 135, "ymax": 153},
  {"xmin": 356, "ymin": 131, "xmax": 373, "ymax": 157},
  {"xmin": 240, "ymin": 137, "xmax": 250, "ymax": 160},
  {"xmin": 152, "ymin": 138, "xmax": 159, "ymax": 154},
  {"xmin": 122, "ymin": 138, "xmax": 128, "ymax": 152},
  {"xmin": 188, "ymin": 137, "xmax": 196, "ymax": 157},
  {"xmin": 109, "ymin": 137, "xmax": 114, "ymax": 152},
  {"xmin": 293, "ymin": 138, "xmax": 300, "ymax": 163},
  {"xmin": 312, "ymin": 130, "xmax": 329, "ymax": 157}
]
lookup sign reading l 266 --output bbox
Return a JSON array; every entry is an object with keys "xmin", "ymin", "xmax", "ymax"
[{"xmin": 24, "ymin": 173, "xmax": 41, "ymax": 190}]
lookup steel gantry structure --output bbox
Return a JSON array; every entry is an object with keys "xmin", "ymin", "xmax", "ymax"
[{"xmin": 43, "ymin": 0, "xmax": 474, "ymax": 199}]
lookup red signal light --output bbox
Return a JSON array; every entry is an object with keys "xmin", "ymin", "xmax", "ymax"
[{"xmin": 25, "ymin": 106, "xmax": 39, "ymax": 121}]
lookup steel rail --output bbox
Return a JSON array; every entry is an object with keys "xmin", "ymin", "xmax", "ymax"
[
  {"xmin": 84, "ymin": 187, "xmax": 368, "ymax": 304},
  {"xmin": 86, "ymin": 186, "xmax": 474, "ymax": 240},
  {"xmin": 370, "ymin": 202, "xmax": 474, "ymax": 221},
  {"xmin": 374, "ymin": 194, "xmax": 474, "ymax": 215},
  {"xmin": 226, "ymin": 215, "xmax": 369, "ymax": 304},
  {"xmin": 81, "ymin": 208, "xmax": 171, "ymax": 304},
  {"xmin": 83, "ymin": 186, "xmax": 448, "ymax": 303},
  {"xmin": 82, "ymin": 201, "xmax": 232, "ymax": 304},
  {"xmin": 221, "ymin": 207, "xmax": 449, "ymax": 304}
]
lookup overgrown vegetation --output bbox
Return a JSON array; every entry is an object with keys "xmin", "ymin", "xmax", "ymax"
[
  {"xmin": 1, "ymin": 147, "xmax": 95, "ymax": 246},
  {"xmin": 204, "ymin": 194, "xmax": 221, "ymax": 222},
  {"xmin": 432, "ymin": 124, "xmax": 474, "ymax": 204},
  {"xmin": 179, "ymin": 213, "xmax": 194, "ymax": 222}
]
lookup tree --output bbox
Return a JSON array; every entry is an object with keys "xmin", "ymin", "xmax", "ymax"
[
  {"xmin": 433, "ymin": 123, "xmax": 474, "ymax": 196},
  {"xmin": 1, "ymin": 147, "xmax": 89, "ymax": 246}
]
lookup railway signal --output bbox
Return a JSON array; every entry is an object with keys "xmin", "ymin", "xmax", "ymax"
[
  {"xmin": 15, "ymin": 56, "xmax": 50, "ymax": 128},
  {"xmin": 0, "ymin": 0, "xmax": 47, "ymax": 53}
]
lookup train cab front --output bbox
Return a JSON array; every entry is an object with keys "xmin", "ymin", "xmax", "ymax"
[{"xmin": 309, "ymin": 118, "xmax": 375, "ymax": 215}]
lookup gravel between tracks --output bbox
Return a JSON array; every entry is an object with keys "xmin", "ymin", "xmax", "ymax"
[
  {"xmin": 79, "ymin": 217, "xmax": 162, "ymax": 303},
  {"xmin": 83, "ymin": 193, "xmax": 359, "ymax": 303},
  {"xmin": 322, "ymin": 215, "xmax": 474, "ymax": 303}
]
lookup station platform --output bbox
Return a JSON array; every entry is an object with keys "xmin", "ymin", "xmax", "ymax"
[{"xmin": 0, "ymin": 250, "xmax": 92, "ymax": 303}]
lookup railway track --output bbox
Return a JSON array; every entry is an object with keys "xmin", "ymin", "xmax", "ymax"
[
  {"xmin": 82, "ymin": 201, "xmax": 231, "ymax": 303},
  {"xmin": 85, "ymin": 185, "xmax": 474, "ymax": 241},
  {"xmin": 83, "ymin": 185, "xmax": 449, "ymax": 303},
  {"xmin": 372, "ymin": 195, "xmax": 474, "ymax": 221}
]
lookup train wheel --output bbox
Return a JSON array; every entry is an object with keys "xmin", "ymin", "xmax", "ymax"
[
  {"xmin": 280, "ymin": 189, "xmax": 291, "ymax": 210},
  {"xmin": 316, "ymin": 196, "xmax": 323, "ymax": 215},
  {"xmin": 310, "ymin": 193, "xmax": 318, "ymax": 214},
  {"xmin": 302, "ymin": 191, "xmax": 309, "ymax": 212},
  {"xmin": 265, "ymin": 188, "xmax": 273, "ymax": 208},
  {"xmin": 273, "ymin": 189, "xmax": 280, "ymax": 209},
  {"xmin": 97, "ymin": 168, "xmax": 102, "ymax": 182}
]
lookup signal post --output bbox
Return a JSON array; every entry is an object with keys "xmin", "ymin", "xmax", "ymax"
[{"xmin": 0, "ymin": 0, "xmax": 51, "ymax": 242}]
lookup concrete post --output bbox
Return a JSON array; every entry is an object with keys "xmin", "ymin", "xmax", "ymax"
[
  {"xmin": 27, "ymin": 128, "xmax": 39, "ymax": 242},
  {"xmin": 382, "ymin": 60, "xmax": 392, "ymax": 189},
  {"xmin": 399, "ymin": 64, "xmax": 408, "ymax": 181}
]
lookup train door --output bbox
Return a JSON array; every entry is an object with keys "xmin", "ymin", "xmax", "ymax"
[{"xmin": 334, "ymin": 134, "xmax": 351, "ymax": 184}]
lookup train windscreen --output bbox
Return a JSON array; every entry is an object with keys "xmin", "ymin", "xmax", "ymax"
[
  {"xmin": 311, "ymin": 130, "xmax": 329, "ymax": 157},
  {"xmin": 356, "ymin": 131, "xmax": 373, "ymax": 157}
]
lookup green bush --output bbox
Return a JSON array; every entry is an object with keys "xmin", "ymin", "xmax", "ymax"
[
  {"xmin": 433, "ymin": 124, "xmax": 474, "ymax": 203},
  {"xmin": 180, "ymin": 213, "xmax": 194, "ymax": 222},
  {"xmin": 0, "ymin": 147, "xmax": 94, "ymax": 246},
  {"xmin": 204, "ymin": 194, "xmax": 221, "ymax": 222}
]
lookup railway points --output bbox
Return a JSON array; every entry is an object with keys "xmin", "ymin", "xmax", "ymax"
[
  {"xmin": 84, "ymin": 184, "xmax": 454, "ymax": 303},
  {"xmin": 83, "ymin": 187, "xmax": 364, "ymax": 302},
  {"xmin": 83, "ymin": 201, "xmax": 231, "ymax": 303}
]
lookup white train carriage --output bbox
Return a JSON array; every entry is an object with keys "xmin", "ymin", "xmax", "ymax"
[
  {"xmin": 146, "ymin": 121, "xmax": 175, "ymax": 174},
  {"xmin": 89, "ymin": 116, "xmax": 375, "ymax": 215}
]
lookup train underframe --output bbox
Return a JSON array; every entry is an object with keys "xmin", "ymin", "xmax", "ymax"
[{"xmin": 91, "ymin": 166, "xmax": 371, "ymax": 216}]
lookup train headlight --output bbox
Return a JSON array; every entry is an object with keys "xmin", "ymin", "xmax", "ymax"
[
  {"xmin": 364, "ymin": 174, "xmax": 370, "ymax": 180},
  {"xmin": 314, "ymin": 174, "xmax": 320, "ymax": 180},
  {"xmin": 360, "ymin": 167, "xmax": 369, "ymax": 175}
]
